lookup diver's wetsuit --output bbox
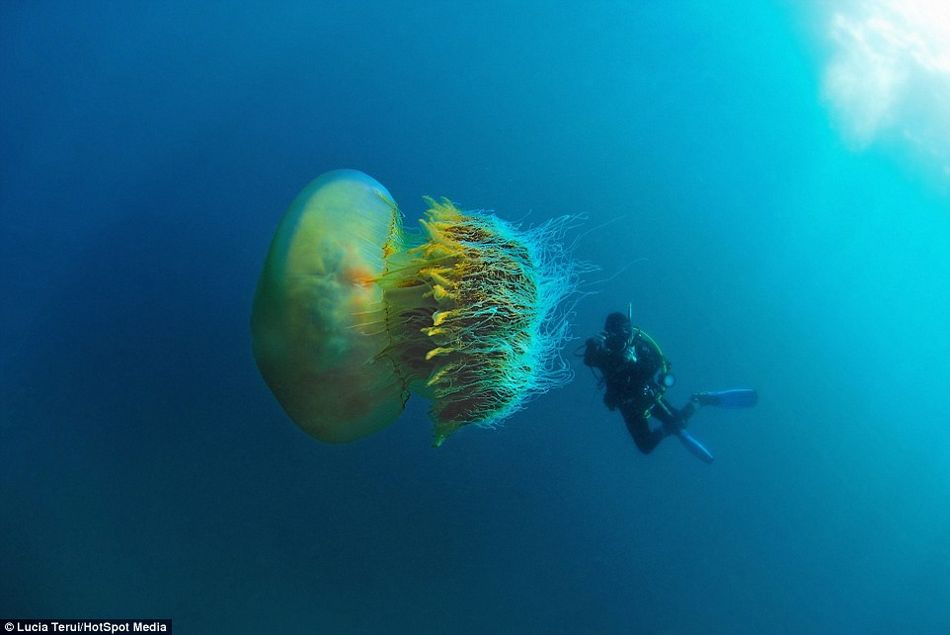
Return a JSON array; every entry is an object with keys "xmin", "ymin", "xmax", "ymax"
[{"xmin": 584, "ymin": 316, "xmax": 696, "ymax": 454}]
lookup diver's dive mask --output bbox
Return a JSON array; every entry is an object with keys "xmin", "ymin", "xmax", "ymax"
[{"xmin": 603, "ymin": 312, "xmax": 633, "ymax": 353}]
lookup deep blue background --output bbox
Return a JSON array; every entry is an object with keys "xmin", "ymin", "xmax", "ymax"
[{"xmin": 3, "ymin": 2, "xmax": 949, "ymax": 633}]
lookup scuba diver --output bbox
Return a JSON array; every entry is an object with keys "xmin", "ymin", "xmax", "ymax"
[{"xmin": 583, "ymin": 308, "xmax": 757, "ymax": 463}]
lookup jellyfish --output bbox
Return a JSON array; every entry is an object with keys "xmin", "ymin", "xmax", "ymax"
[{"xmin": 251, "ymin": 169, "xmax": 577, "ymax": 446}]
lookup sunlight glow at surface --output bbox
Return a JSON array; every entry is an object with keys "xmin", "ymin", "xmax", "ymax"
[{"xmin": 822, "ymin": 0, "xmax": 950, "ymax": 177}]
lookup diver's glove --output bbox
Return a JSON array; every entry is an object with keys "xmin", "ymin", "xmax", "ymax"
[{"xmin": 583, "ymin": 335, "xmax": 606, "ymax": 367}]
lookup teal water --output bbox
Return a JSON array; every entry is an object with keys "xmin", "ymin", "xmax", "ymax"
[{"xmin": 2, "ymin": 2, "xmax": 949, "ymax": 633}]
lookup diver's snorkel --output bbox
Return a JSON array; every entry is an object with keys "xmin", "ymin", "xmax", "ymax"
[{"xmin": 624, "ymin": 302, "xmax": 637, "ymax": 362}]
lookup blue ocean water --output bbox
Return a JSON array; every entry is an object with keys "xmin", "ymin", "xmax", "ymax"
[{"xmin": 2, "ymin": 2, "xmax": 949, "ymax": 633}]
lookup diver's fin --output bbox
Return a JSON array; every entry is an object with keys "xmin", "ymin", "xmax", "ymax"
[
  {"xmin": 694, "ymin": 388, "xmax": 758, "ymax": 409},
  {"xmin": 676, "ymin": 430, "xmax": 715, "ymax": 464}
]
